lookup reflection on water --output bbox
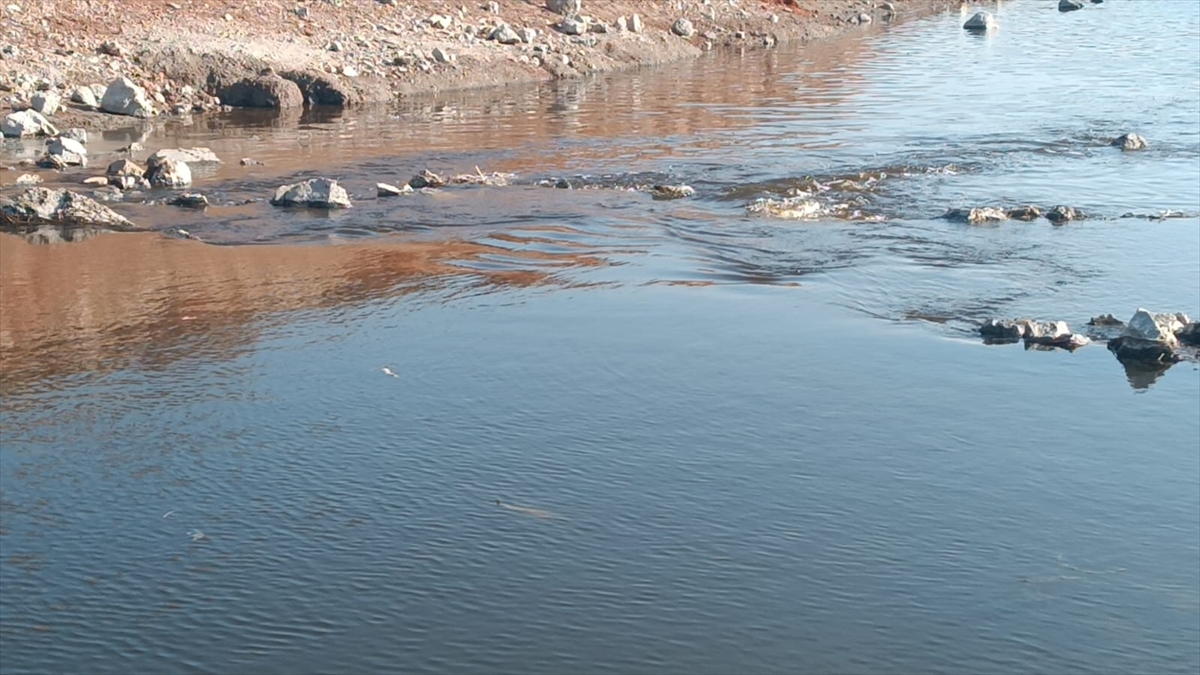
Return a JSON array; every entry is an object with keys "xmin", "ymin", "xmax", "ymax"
[{"xmin": 2, "ymin": 2, "xmax": 1199, "ymax": 674}]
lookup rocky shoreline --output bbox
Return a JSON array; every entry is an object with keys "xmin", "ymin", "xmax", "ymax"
[{"xmin": 0, "ymin": 0, "xmax": 977, "ymax": 133}]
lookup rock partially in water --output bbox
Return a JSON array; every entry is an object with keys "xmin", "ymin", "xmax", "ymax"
[
  {"xmin": 944, "ymin": 207, "xmax": 1007, "ymax": 224},
  {"xmin": 147, "ymin": 148, "xmax": 221, "ymax": 165},
  {"xmin": 1024, "ymin": 320, "xmax": 1070, "ymax": 344},
  {"xmin": 107, "ymin": 158, "xmax": 145, "ymax": 178},
  {"xmin": 963, "ymin": 11, "xmax": 996, "ymax": 31},
  {"xmin": 377, "ymin": 182, "xmax": 413, "ymax": 197},
  {"xmin": 1177, "ymin": 322, "xmax": 1200, "ymax": 347},
  {"xmin": 1088, "ymin": 314, "xmax": 1123, "ymax": 326},
  {"xmin": 40, "ymin": 137, "xmax": 88, "ymax": 168},
  {"xmin": 1110, "ymin": 133, "xmax": 1148, "ymax": 151},
  {"xmin": 167, "ymin": 193, "xmax": 209, "ymax": 208},
  {"xmin": 1058, "ymin": 0, "xmax": 1084, "ymax": 12},
  {"xmin": 408, "ymin": 169, "xmax": 445, "ymax": 189},
  {"xmin": 0, "ymin": 187, "xmax": 136, "ymax": 231},
  {"xmin": 60, "ymin": 128, "xmax": 87, "ymax": 145},
  {"xmin": 671, "ymin": 18, "xmax": 696, "ymax": 37},
  {"xmin": 980, "ymin": 318, "xmax": 1032, "ymax": 341},
  {"xmin": 1124, "ymin": 308, "xmax": 1188, "ymax": 347},
  {"xmin": 14, "ymin": 173, "xmax": 42, "ymax": 186},
  {"xmin": 449, "ymin": 170, "xmax": 515, "ymax": 186},
  {"xmin": 2, "ymin": 109, "xmax": 58, "ymax": 138},
  {"xmin": 100, "ymin": 77, "xmax": 156, "ymax": 117},
  {"xmin": 146, "ymin": 158, "xmax": 193, "ymax": 188},
  {"xmin": 110, "ymin": 175, "xmax": 151, "ymax": 192},
  {"xmin": 82, "ymin": 176, "xmax": 110, "ymax": 187},
  {"xmin": 271, "ymin": 178, "xmax": 352, "ymax": 208},
  {"xmin": 747, "ymin": 196, "xmax": 822, "ymax": 219},
  {"xmin": 1006, "ymin": 205, "xmax": 1042, "ymax": 221},
  {"xmin": 217, "ymin": 75, "xmax": 305, "ymax": 109},
  {"xmin": 651, "ymin": 184, "xmax": 695, "ymax": 200},
  {"xmin": 1045, "ymin": 205, "xmax": 1082, "ymax": 225},
  {"xmin": 1107, "ymin": 336, "xmax": 1179, "ymax": 365}
]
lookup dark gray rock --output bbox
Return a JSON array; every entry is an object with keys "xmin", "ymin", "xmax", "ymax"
[
  {"xmin": 1058, "ymin": 0, "xmax": 1084, "ymax": 11},
  {"xmin": 1107, "ymin": 336, "xmax": 1179, "ymax": 364},
  {"xmin": 1045, "ymin": 205, "xmax": 1082, "ymax": 225},
  {"xmin": 217, "ymin": 75, "xmax": 305, "ymax": 109},
  {"xmin": 408, "ymin": 169, "xmax": 445, "ymax": 189},
  {"xmin": 1006, "ymin": 205, "xmax": 1042, "ymax": 221},
  {"xmin": 945, "ymin": 207, "xmax": 1007, "ymax": 224},
  {"xmin": 1177, "ymin": 322, "xmax": 1200, "ymax": 346},
  {"xmin": 963, "ymin": 11, "xmax": 996, "ymax": 31},
  {"xmin": 1110, "ymin": 133, "xmax": 1147, "ymax": 151},
  {"xmin": 167, "ymin": 193, "xmax": 209, "ymax": 208}
]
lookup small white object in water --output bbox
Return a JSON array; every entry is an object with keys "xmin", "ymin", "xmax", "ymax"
[
  {"xmin": 188, "ymin": 530, "xmax": 207, "ymax": 542},
  {"xmin": 162, "ymin": 510, "xmax": 175, "ymax": 519},
  {"xmin": 381, "ymin": 367, "xmax": 399, "ymax": 378}
]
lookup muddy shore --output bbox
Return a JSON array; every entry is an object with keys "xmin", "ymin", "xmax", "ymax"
[{"xmin": 1, "ymin": 0, "xmax": 980, "ymax": 133}]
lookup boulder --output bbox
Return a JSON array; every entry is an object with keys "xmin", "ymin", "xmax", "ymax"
[
  {"xmin": 280, "ymin": 69, "xmax": 378, "ymax": 106},
  {"xmin": 100, "ymin": 77, "xmax": 156, "ymax": 117},
  {"xmin": 651, "ymin": 184, "xmax": 695, "ymax": 200},
  {"xmin": 146, "ymin": 158, "xmax": 193, "ymax": 188},
  {"xmin": 1024, "ymin": 320, "xmax": 1071, "ymax": 345},
  {"xmin": 377, "ymin": 182, "xmax": 413, "ymax": 197},
  {"xmin": 2, "ymin": 109, "xmax": 59, "ymax": 138},
  {"xmin": 963, "ymin": 11, "xmax": 996, "ymax": 31},
  {"xmin": 980, "ymin": 319, "xmax": 1031, "ymax": 340},
  {"xmin": 60, "ymin": 128, "xmax": 87, "ymax": 144},
  {"xmin": 1107, "ymin": 336, "xmax": 1178, "ymax": 364},
  {"xmin": 15, "ymin": 174, "xmax": 42, "ymax": 186},
  {"xmin": 1058, "ymin": 0, "xmax": 1084, "ymax": 11},
  {"xmin": 671, "ymin": 18, "xmax": 696, "ymax": 37},
  {"xmin": 41, "ymin": 137, "xmax": 88, "ymax": 167},
  {"xmin": 71, "ymin": 86, "xmax": 98, "ymax": 108},
  {"xmin": 270, "ymin": 178, "xmax": 352, "ymax": 208},
  {"xmin": 1087, "ymin": 314, "xmax": 1123, "ymax": 326},
  {"xmin": 518, "ymin": 27, "xmax": 537, "ymax": 43},
  {"xmin": 217, "ymin": 75, "xmax": 305, "ymax": 109},
  {"xmin": 1177, "ymin": 322, "xmax": 1200, "ymax": 346},
  {"xmin": 559, "ymin": 17, "xmax": 587, "ymax": 35},
  {"xmin": 107, "ymin": 158, "xmax": 145, "ymax": 178},
  {"xmin": 491, "ymin": 24, "xmax": 522, "ymax": 45},
  {"xmin": 1124, "ymin": 308, "xmax": 1186, "ymax": 346},
  {"xmin": 408, "ymin": 169, "xmax": 445, "ymax": 189},
  {"xmin": 546, "ymin": 0, "xmax": 581, "ymax": 15},
  {"xmin": 1110, "ymin": 133, "xmax": 1147, "ymax": 151},
  {"xmin": 1045, "ymin": 205, "xmax": 1081, "ymax": 225},
  {"xmin": 945, "ymin": 207, "xmax": 1007, "ymax": 224},
  {"xmin": 31, "ymin": 91, "xmax": 61, "ymax": 115},
  {"xmin": 1006, "ymin": 205, "xmax": 1042, "ymax": 221},
  {"xmin": 0, "ymin": 187, "xmax": 136, "ymax": 230},
  {"xmin": 147, "ymin": 148, "xmax": 221, "ymax": 165}
]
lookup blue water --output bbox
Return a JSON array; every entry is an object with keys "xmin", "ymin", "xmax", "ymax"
[{"xmin": 2, "ymin": 1, "xmax": 1198, "ymax": 673}]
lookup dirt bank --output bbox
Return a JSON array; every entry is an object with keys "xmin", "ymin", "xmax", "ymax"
[{"xmin": 1, "ymin": 0, "xmax": 979, "ymax": 131}]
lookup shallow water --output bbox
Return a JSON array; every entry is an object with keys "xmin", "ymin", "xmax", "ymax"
[{"xmin": 2, "ymin": 1, "xmax": 1199, "ymax": 673}]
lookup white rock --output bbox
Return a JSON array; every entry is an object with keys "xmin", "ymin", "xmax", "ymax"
[
  {"xmin": 147, "ymin": 147, "xmax": 221, "ymax": 165},
  {"xmin": 271, "ymin": 178, "xmax": 352, "ymax": 208},
  {"xmin": 89, "ymin": 83, "xmax": 107, "ymax": 101},
  {"xmin": 491, "ymin": 24, "xmax": 522, "ymax": 44},
  {"xmin": 146, "ymin": 158, "xmax": 192, "ymax": 187},
  {"xmin": 428, "ymin": 14, "xmax": 452, "ymax": 29},
  {"xmin": 517, "ymin": 27, "xmax": 537, "ymax": 43},
  {"xmin": 45, "ymin": 137, "xmax": 88, "ymax": 166},
  {"xmin": 546, "ymin": 0, "xmax": 581, "ymax": 15},
  {"xmin": 100, "ymin": 77, "xmax": 156, "ymax": 117},
  {"xmin": 0, "ymin": 187, "xmax": 136, "ymax": 230},
  {"xmin": 377, "ymin": 182, "xmax": 413, "ymax": 197},
  {"xmin": 559, "ymin": 17, "xmax": 587, "ymax": 35},
  {"xmin": 60, "ymin": 128, "xmax": 87, "ymax": 144},
  {"xmin": 31, "ymin": 91, "xmax": 61, "ymax": 115},
  {"xmin": 2, "ymin": 109, "xmax": 58, "ymax": 138},
  {"xmin": 1124, "ymin": 308, "xmax": 1186, "ymax": 346},
  {"xmin": 963, "ymin": 11, "xmax": 996, "ymax": 31},
  {"xmin": 71, "ymin": 86, "xmax": 99, "ymax": 107},
  {"xmin": 14, "ymin": 173, "xmax": 42, "ymax": 186},
  {"xmin": 1111, "ymin": 133, "xmax": 1147, "ymax": 151},
  {"xmin": 630, "ymin": 13, "xmax": 643, "ymax": 33}
]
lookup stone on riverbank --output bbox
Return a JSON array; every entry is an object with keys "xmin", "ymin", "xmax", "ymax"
[
  {"xmin": 490, "ymin": 24, "xmax": 522, "ymax": 45},
  {"xmin": 271, "ymin": 178, "xmax": 352, "ymax": 208},
  {"xmin": 15, "ymin": 174, "xmax": 42, "ymax": 186},
  {"xmin": 71, "ymin": 86, "xmax": 98, "ymax": 108},
  {"xmin": 61, "ymin": 128, "xmax": 88, "ymax": 145},
  {"xmin": 2, "ymin": 109, "xmax": 58, "ymax": 138},
  {"xmin": 546, "ymin": 0, "xmax": 581, "ymax": 16},
  {"xmin": 671, "ymin": 18, "xmax": 696, "ymax": 37},
  {"xmin": 40, "ymin": 137, "xmax": 88, "ymax": 168},
  {"xmin": 559, "ymin": 17, "xmax": 587, "ymax": 35},
  {"xmin": 146, "ymin": 158, "xmax": 193, "ymax": 188},
  {"xmin": 0, "ymin": 187, "xmax": 135, "ymax": 230},
  {"xmin": 944, "ymin": 207, "xmax": 1007, "ymax": 224},
  {"xmin": 1058, "ymin": 0, "xmax": 1084, "ymax": 11},
  {"xmin": 31, "ymin": 92, "xmax": 61, "ymax": 115},
  {"xmin": 100, "ymin": 77, "xmax": 156, "ymax": 117},
  {"xmin": 963, "ymin": 11, "xmax": 996, "ymax": 31},
  {"xmin": 1110, "ymin": 133, "xmax": 1147, "ymax": 151},
  {"xmin": 217, "ymin": 75, "xmax": 304, "ymax": 109}
]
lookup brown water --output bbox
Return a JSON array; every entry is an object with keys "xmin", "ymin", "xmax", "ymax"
[{"xmin": 2, "ymin": 2, "xmax": 1199, "ymax": 673}]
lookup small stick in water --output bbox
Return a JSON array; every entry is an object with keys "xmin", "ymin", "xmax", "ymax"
[
  {"xmin": 162, "ymin": 510, "xmax": 176, "ymax": 519},
  {"xmin": 494, "ymin": 498, "xmax": 554, "ymax": 520}
]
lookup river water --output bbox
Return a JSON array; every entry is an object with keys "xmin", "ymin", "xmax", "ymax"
[{"xmin": 1, "ymin": 1, "xmax": 1198, "ymax": 673}]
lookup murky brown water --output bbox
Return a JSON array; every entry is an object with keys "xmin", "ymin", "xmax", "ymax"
[{"xmin": 2, "ymin": 2, "xmax": 1198, "ymax": 673}]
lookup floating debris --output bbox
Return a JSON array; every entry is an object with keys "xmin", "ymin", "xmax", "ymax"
[
  {"xmin": 381, "ymin": 367, "xmax": 399, "ymax": 378},
  {"xmin": 162, "ymin": 510, "xmax": 175, "ymax": 519},
  {"xmin": 187, "ymin": 530, "xmax": 207, "ymax": 542},
  {"xmin": 495, "ymin": 498, "xmax": 554, "ymax": 520}
]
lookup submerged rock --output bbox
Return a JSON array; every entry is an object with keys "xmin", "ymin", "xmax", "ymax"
[
  {"xmin": 1110, "ymin": 133, "xmax": 1147, "ymax": 151},
  {"xmin": 1058, "ymin": 0, "xmax": 1084, "ymax": 11},
  {"xmin": 100, "ymin": 77, "xmax": 156, "ymax": 117},
  {"xmin": 944, "ymin": 207, "xmax": 1007, "ymax": 224},
  {"xmin": 980, "ymin": 318, "xmax": 1032, "ymax": 341},
  {"xmin": 0, "ymin": 187, "xmax": 135, "ymax": 230},
  {"xmin": 167, "ymin": 193, "xmax": 209, "ymax": 208},
  {"xmin": 449, "ymin": 171, "xmax": 515, "ymax": 186},
  {"xmin": 1045, "ymin": 205, "xmax": 1082, "ymax": 225},
  {"xmin": 270, "ymin": 178, "xmax": 352, "ymax": 208},
  {"xmin": 963, "ymin": 11, "xmax": 996, "ymax": 31},
  {"xmin": 14, "ymin": 173, "xmax": 42, "ymax": 186},
  {"xmin": 2, "ymin": 109, "xmax": 58, "ymax": 138},
  {"xmin": 651, "ymin": 184, "xmax": 695, "ymax": 200},
  {"xmin": 148, "ymin": 148, "xmax": 221, "ymax": 165},
  {"xmin": 376, "ymin": 182, "xmax": 413, "ymax": 197},
  {"xmin": 408, "ymin": 169, "xmax": 445, "ymax": 189},
  {"xmin": 1088, "ymin": 314, "xmax": 1123, "ymax": 326},
  {"xmin": 1177, "ymin": 322, "xmax": 1200, "ymax": 347}
]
